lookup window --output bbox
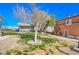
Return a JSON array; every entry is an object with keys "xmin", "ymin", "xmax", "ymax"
[{"xmin": 66, "ymin": 19, "xmax": 72, "ymax": 25}]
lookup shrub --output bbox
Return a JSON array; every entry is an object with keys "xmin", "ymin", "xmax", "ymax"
[
  {"xmin": 6, "ymin": 51, "xmax": 11, "ymax": 55},
  {"xmin": 5, "ymin": 49, "xmax": 23, "ymax": 55},
  {"xmin": 15, "ymin": 50, "xmax": 22, "ymax": 55},
  {"xmin": 2, "ymin": 29, "xmax": 17, "ymax": 35}
]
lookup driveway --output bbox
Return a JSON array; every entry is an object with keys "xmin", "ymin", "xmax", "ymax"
[{"xmin": 0, "ymin": 35, "xmax": 20, "ymax": 54}]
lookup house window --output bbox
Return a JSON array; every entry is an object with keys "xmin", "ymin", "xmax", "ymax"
[{"xmin": 66, "ymin": 19, "xmax": 72, "ymax": 25}]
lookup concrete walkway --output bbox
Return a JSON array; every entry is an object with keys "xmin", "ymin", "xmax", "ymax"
[
  {"xmin": 41, "ymin": 33, "xmax": 79, "ymax": 42},
  {"xmin": 0, "ymin": 35, "xmax": 20, "ymax": 54},
  {"xmin": 58, "ymin": 47, "xmax": 79, "ymax": 55},
  {"xmin": 39, "ymin": 33, "xmax": 78, "ymax": 45}
]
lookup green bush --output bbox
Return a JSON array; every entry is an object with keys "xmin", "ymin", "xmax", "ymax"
[
  {"xmin": 15, "ymin": 51, "xmax": 22, "ymax": 55},
  {"xmin": 6, "ymin": 49, "xmax": 23, "ymax": 55},
  {"xmin": 6, "ymin": 51, "xmax": 11, "ymax": 55}
]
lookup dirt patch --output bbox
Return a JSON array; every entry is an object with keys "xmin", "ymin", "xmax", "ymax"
[{"xmin": 0, "ymin": 35, "xmax": 20, "ymax": 54}]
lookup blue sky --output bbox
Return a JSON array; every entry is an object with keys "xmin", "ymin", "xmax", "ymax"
[{"xmin": 0, "ymin": 3, "xmax": 79, "ymax": 26}]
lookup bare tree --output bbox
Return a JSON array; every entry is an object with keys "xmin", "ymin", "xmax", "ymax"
[
  {"xmin": 14, "ymin": 4, "xmax": 49, "ymax": 43},
  {"xmin": 13, "ymin": 4, "xmax": 31, "ymax": 23},
  {"xmin": 31, "ymin": 7, "xmax": 49, "ymax": 42}
]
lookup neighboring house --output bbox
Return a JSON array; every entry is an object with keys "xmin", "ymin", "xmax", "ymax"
[
  {"xmin": 17, "ymin": 23, "xmax": 32, "ymax": 32},
  {"xmin": 2, "ymin": 26, "xmax": 20, "ymax": 32},
  {"xmin": 56, "ymin": 15, "xmax": 79, "ymax": 38}
]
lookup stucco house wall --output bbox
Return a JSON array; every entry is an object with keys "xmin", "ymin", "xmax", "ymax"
[{"xmin": 56, "ymin": 15, "xmax": 79, "ymax": 37}]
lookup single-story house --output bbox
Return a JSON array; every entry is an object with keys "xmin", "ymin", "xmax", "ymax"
[{"xmin": 17, "ymin": 23, "xmax": 32, "ymax": 32}]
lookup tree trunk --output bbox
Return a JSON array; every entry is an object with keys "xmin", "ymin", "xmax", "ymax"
[
  {"xmin": 34, "ymin": 22, "xmax": 39, "ymax": 42},
  {"xmin": 34, "ymin": 27, "xmax": 38, "ymax": 42}
]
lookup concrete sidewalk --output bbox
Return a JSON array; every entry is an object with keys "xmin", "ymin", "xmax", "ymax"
[
  {"xmin": 47, "ymin": 34, "xmax": 78, "ymax": 41},
  {"xmin": 39, "ymin": 33, "xmax": 78, "ymax": 46}
]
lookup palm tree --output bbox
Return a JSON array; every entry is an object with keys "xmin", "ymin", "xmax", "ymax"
[{"xmin": 0, "ymin": 16, "xmax": 3, "ymax": 36}]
